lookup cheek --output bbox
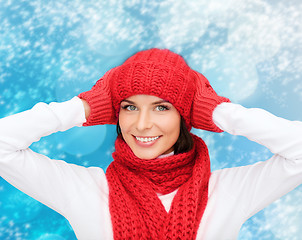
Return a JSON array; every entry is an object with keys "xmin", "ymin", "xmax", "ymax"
[
  {"xmin": 118, "ymin": 112, "xmax": 131, "ymax": 134},
  {"xmin": 160, "ymin": 114, "xmax": 181, "ymax": 135},
  {"xmin": 172, "ymin": 120, "xmax": 181, "ymax": 139},
  {"xmin": 118, "ymin": 113, "xmax": 125, "ymax": 131}
]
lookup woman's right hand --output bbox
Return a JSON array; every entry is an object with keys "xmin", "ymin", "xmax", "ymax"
[{"xmin": 78, "ymin": 69, "xmax": 116, "ymax": 126}]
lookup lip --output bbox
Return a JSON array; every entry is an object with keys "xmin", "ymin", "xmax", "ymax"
[{"xmin": 133, "ymin": 135, "xmax": 161, "ymax": 147}]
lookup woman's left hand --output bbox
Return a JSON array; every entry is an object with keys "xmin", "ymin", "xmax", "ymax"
[{"xmin": 190, "ymin": 71, "xmax": 230, "ymax": 132}]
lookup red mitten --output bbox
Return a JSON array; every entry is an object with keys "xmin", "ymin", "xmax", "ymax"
[
  {"xmin": 191, "ymin": 71, "xmax": 230, "ymax": 132},
  {"xmin": 78, "ymin": 69, "xmax": 116, "ymax": 126}
]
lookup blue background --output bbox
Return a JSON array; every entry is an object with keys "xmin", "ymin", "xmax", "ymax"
[{"xmin": 1, "ymin": 0, "xmax": 302, "ymax": 239}]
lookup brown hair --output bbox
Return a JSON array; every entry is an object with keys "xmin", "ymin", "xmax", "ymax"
[{"xmin": 116, "ymin": 116, "xmax": 194, "ymax": 155}]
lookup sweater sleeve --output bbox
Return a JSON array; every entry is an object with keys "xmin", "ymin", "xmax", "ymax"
[
  {"xmin": 0, "ymin": 97, "xmax": 107, "ymax": 216},
  {"xmin": 212, "ymin": 102, "xmax": 302, "ymax": 219}
]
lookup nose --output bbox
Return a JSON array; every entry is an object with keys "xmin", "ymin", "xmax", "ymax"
[{"xmin": 136, "ymin": 110, "xmax": 153, "ymax": 131}]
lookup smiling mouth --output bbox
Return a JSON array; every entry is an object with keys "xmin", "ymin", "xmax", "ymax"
[{"xmin": 135, "ymin": 136, "xmax": 160, "ymax": 143}]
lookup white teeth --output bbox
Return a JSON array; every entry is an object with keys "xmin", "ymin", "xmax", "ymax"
[{"xmin": 135, "ymin": 136, "xmax": 160, "ymax": 143}]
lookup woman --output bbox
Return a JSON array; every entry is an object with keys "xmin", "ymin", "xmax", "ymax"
[{"xmin": 1, "ymin": 48, "xmax": 302, "ymax": 239}]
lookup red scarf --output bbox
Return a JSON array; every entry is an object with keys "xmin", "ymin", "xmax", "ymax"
[{"xmin": 106, "ymin": 133, "xmax": 211, "ymax": 239}]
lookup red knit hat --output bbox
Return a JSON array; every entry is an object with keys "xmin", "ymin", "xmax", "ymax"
[
  {"xmin": 109, "ymin": 48, "xmax": 196, "ymax": 129},
  {"xmin": 79, "ymin": 48, "xmax": 230, "ymax": 132}
]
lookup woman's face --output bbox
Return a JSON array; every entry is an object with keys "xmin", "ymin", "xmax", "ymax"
[{"xmin": 119, "ymin": 94, "xmax": 181, "ymax": 159}]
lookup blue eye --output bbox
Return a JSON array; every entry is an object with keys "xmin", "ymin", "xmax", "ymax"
[
  {"xmin": 156, "ymin": 105, "xmax": 169, "ymax": 111},
  {"xmin": 122, "ymin": 105, "xmax": 137, "ymax": 111}
]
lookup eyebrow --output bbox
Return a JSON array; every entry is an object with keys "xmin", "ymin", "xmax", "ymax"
[{"xmin": 120, "ymin": 99, "xmax": 170, "ymax": 105}]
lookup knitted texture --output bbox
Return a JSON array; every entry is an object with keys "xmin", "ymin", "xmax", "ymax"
[
  {"xmin": 191, "ymin": 71, "xmax": 231, "ymax": 132},
  {"xmin": 109, "ymin": 48, "xmax": 195, "ymax": 130},
  {"xmin": 106, "ymin": 133, "xmax": 211, "ymax": 239},
  {"xmin": 78, "ymin": 48, "xmax": 230, "ymax": 131},
  {"xmin": 78, "ymin": 69, "xmax": 116, "ymax": 126}
]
